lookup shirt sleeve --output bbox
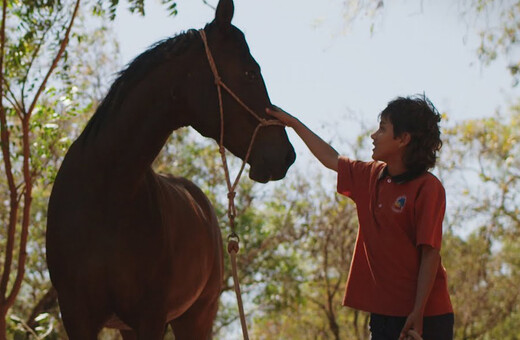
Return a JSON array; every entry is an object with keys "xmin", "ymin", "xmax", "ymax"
[
  {"xmin": 415, "ymin": 175, "xmax": 446, "ymax": 249},
  {"xmin": 337, "ymin": 157, "xmax": 378, "ymax": 201}
]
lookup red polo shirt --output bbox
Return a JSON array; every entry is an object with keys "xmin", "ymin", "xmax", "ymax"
[{"xmin": 337, "ymin": 157, "xmax": 453, "ymax": 316}]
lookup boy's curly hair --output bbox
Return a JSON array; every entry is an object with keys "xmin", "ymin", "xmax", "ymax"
[{"xmin": 380, "ymin": 95, "xmax": 442, "ymax": 174}]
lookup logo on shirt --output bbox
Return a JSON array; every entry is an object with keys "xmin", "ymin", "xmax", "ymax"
[{"xmin": 392, "ymin": 195, "xmax": 407, "ymax": 213}]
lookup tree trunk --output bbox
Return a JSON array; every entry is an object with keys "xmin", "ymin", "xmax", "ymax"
[
  {"xmin": 0, "ymin": 305, "xmax": 7, "ymax": 340},
  {"xmin": 329, "ymin": 317, "xmax": 340, "ymax": 340}
]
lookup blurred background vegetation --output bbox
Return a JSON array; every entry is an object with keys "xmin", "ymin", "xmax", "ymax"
[{"xmin": 1, "ymin": 0, "xmax": 519, "ymax": 339}]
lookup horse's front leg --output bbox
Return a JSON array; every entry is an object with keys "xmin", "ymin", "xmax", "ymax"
[{"xmin": 170, "ymin": 290, "xmax": 220, "ymax": 340}]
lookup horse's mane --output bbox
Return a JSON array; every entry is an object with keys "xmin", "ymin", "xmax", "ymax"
[{"xmin": 80, "ymin": 27, "xmax": 205, "ymax": 140}]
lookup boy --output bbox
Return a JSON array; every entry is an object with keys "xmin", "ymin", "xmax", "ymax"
[{"xmin": 266, "ymin": 96, "xmax": 454, "ymax": 340}]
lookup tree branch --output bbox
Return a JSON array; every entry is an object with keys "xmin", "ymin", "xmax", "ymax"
[
  {"xmin": 26, "ymin": 0, "xmax": 81, "ymax": 118},
  {"xmin": 4, "ymin": 81, "xmax": 25, "ymax": 117},
  {"xmin": 6, "ymin": 116, "xmax": 33, "ymax": 308},
  {"xmin": 202, "ymin": 0, "xmax": 215, "ymax": 10},
  {"xmin": 26, "ymin": 287, "xmax": 58, "ymax": 331},
  {"xmin": 20, "ymin": 15, "xmax": 55, "ymax": 112},
  {"xmin": 0, "ymin": 0, "xmax": 21, "ymax": 306},
  {"xmin": 3, "ymin": 0, "xmax": 81, "ymax": 312}
]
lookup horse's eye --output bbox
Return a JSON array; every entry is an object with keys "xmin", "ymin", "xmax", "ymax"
[{"xmin": 245, "ymin": 70, "xmax": 257, "ymax": 81}]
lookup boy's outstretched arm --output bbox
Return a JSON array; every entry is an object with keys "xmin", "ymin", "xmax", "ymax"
[{"xmin": 266, "ymin": 107, "xmax": 339, "ymax": 172}]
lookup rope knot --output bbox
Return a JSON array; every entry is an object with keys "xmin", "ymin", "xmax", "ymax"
[{"xmin": 227, "ymin": 191, "xmax": 236, "ymax": 200}]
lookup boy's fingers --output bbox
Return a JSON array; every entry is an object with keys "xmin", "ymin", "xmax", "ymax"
[
  {"xmin": 265, "ymin": 106, "xmax": 292, "ymax": 127},
  {"xmin": 266, "ymin": 107, "xmax": 284, "ymax": 117},
  {"xmin": 407, "ymin": 329, "xmax": 422, "ymax": 340},
  {"xmin": 399, "ymin": 320, "xmax": 412, "ymax": 340}
]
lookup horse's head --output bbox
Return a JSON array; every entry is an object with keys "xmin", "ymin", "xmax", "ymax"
[{"xmin": 182, "ymin": 0, "xmax": 295, "ymax": 183}]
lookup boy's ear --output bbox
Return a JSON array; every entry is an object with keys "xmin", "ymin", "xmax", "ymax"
[{"xmin": 398, "ymin": 132, "xmax": 411, "ymax": 147}]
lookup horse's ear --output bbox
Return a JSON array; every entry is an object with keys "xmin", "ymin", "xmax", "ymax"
[{"xmin": 215, "ymin": 0, "xmax": 234, "ymax": 28}]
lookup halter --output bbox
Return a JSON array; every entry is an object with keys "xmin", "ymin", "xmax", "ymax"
[{"xmin": 199, "ymin": 29, "xmax": 284, "ymax": 340}]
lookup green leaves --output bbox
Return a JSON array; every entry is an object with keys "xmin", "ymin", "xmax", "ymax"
[
  {"xmin": 1, "ymin": 1, "xmax": 122, "ymax": 337},
  {"xmin": 161, "ymin": 0, "xmax": 177, "ymax": 17},
  {"xmin": 92, "ymin": 0, "xmax": 178, "ymax": 20},
  {"xmin": 473, "ymin": 1, "xmax": 520, "ymax": 86},
  {"xmin": 439, "ymin": 103, "xmax": 520, "ymax": 338}
]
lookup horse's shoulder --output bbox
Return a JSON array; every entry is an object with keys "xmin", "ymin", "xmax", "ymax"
[
  {"xmin": 155, "ymin": 174, "xmax": 210, "ymax": 205},
  {"xmin": 156, "ymin": 174, "xmax": 199, "ymax": 193},
  {"xmin": 154, "ymin": 174, "xmax": 217, "ymax": 226}
]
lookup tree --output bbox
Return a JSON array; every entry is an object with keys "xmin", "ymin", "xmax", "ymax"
[
  {"xmin": 339, "ymin": 0, "xmax": 520, "ymax": 83},
  {"xmin": 439, "ymin": 108, "xmax": 520, "ymax": 339},
  {"xmin": 0, "ymin": 0, "xmax": 145, "ymax": 337},
  {"xmin": 239, "ymin": 169, "xmax": 368, "ymax": 340},
  {"xmin": 470, "ymin": 0, "xmax": 520, "ymax": 86},
  {"xmin": 7, "ymin": 20, "xmax": 122, "ymax": 340},
  {"xmin": 0, "ymin": 1, "xmax": 81, "ymax": 337}
]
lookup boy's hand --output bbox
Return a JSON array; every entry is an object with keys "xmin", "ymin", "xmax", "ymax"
[
  {"xmin": 399, "ymin": 310, "xmax": 423, "ymax": 340},
  {"xmin": 408, "ymin": 329, "xmax": 423, "ymax": 340},
  {"xmin": 405, "ymin": 329, "xmax": 422, "ymax": 340},
  {"xmin": 266, "ymin": 105, "xmax": 339, "ymax": 171},
  {"xmin": 265, "ymin": 106, "xmax": 298, "ymax": 127}
]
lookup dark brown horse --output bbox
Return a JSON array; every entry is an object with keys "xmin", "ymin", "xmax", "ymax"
[{"xmin": 45, "ymin": 0, "xmax": 295, "ymax": 338}]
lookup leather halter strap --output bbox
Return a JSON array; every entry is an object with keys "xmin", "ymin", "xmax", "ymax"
[
  {"xmin": 199, "ymin": 28, "xmax": 283, "ymax": 340},
  {"xmin": 198, "ymin": 29, "xmax": 283, "ymax": 233}
]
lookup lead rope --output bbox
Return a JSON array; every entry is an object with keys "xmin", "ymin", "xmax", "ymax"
[{"xmin": 199, "ymin": 29, "xmax": 284, "ymax": 340}]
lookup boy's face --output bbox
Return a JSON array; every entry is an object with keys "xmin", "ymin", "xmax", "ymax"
[{"xmin": 370, "ymin": 116, "xmax": 408, "ymax": 164}]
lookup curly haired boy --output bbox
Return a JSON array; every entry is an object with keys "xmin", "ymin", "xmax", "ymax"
[{"xmin": 267, "ymin": 95, "xmax": 454, "ymax": 340}]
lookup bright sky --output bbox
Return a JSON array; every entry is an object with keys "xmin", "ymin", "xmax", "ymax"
[{"xmin": 114, "ymin": 0, "xmax": 518, "ymax": 166}]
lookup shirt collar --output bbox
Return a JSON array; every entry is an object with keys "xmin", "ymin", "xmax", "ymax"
[{"xmin": 378, "ymin": 166, "xmax": 425, "ymax": 184}]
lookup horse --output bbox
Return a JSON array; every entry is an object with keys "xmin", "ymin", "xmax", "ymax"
[{"xmin": 45, "ymin": 0, "xmax": 296, "ymax": 338}]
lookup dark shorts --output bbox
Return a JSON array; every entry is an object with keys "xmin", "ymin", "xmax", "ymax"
[{"xmin": 369, "ymin": 313, "xmax": 454, "ymax": 340}]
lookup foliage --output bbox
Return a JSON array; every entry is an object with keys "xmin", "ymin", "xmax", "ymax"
[
  {"xmin": 0, "ymin": 0, "xmax": 121, "ymax": 338},
  {"xmin": 91, "ymin": 0, "xmax": 177, "ymax": 19},
  {"xmin": 0, "ymin": 0, "xmax": 81, "ymax": 337},
  {"xmin": 439, "ymin": 105, "xmax": 520, "ymax": 339},
  {"xmin": 469, "ymin": 0, "xmax": 520, "ymax": 85},
  {"xmin": 442, "ymin": 108, "xmax": 520, "ymax": 239},
  {"xmin": 341, "ymin": 0, "xmax": 520, "ymax": 85},
  {"xmin": 248, "ymin": 172, "xmax": 369, "ymax": 340}
]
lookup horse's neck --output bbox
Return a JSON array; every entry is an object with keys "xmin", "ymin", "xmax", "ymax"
[{"xmin": 78, "ymin": 67, "xmax": 188, "ymax": 184}]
